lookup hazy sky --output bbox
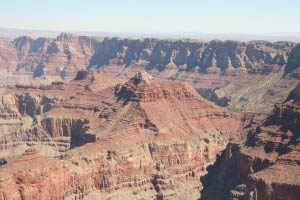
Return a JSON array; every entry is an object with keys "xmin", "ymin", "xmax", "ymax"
[{"xmin": 1, "ymin": 0, "xmax": 300, "ymax": 34}]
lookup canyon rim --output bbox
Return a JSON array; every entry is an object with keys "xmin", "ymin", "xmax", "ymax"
[{"xmin": 0, "ymin": 1, "xmax": 300, "ymax": 200}]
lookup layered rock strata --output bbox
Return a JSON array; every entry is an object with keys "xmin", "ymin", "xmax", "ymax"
[
  {"xmin": 1, "ymin": 33, "xmax": 98, "ymax": 80},
  {"xmin": 0, "ymin": 71, "xmax": 257, "ymax": 199},
  {"xmin": 0, "ymin": 35, "xmax": 297, "ymax": 79},
  {"xmin": 201, "ymin": 83, "xmax": 300, "ymax": 200},
  {"xmin": 0, "ymin": 35, "xmax": 300, "ymax": 113}
]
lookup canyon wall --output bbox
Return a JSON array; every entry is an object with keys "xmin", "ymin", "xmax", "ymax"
[
  {"xmin": 1, "ymin": 33, "xmax": 98, "ymax": 79},
  {"xmin": 1, "ymin": 35, "xmax": 299, "ymax": 79},
  {"xmin": 201, "ymin": 83, "xmax": 300, "ymax": 200},
  {"xmin": 89, "ymin": 38, "xmax": 295, "ymax": 73},
  {"xmin": 1, "ymin": 34, "xmax": 300, "ymax": 113},
  {"xmin": 0, "ymin": 32, "xmax": 299, "ymax": 199},
  {"xmin": 0, "ymin": 71, "xmax": 259, "ymax": 200}
]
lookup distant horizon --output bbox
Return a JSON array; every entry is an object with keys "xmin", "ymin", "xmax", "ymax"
[
  {"xmin": 1, "ymin": 27, "xmax": 300, "ymax": 43},
  {"xmin": 2, "ymin": 26, "xmax": 300, "ymax": 35}
]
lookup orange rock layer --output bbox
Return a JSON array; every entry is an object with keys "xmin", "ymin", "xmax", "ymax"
[{"xmin": 0, "ymin": 71, "xmax": 258, "ymax": 199}]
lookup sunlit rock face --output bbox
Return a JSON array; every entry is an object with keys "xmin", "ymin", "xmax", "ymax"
[
  {"xmin": 0, "ymin": 33, "xmax": 97, "ymax": 79},
  {"xmin": 90, "ymin": 38, "xmax": 295, "ymax": 73},
  {"xmin": 88, "ymin": 38, "xmax": 300, "ymax": 114},
  {"xmin": 0, "ymin": 33, "xmax": 300, "ymax": 199},
  {"xmin": 0, "ymin": 35, "xmax": 299, "ymax": 114},
  {"xmin": 0, "ymin": 70, "xmax": 257, "ymax": 200},
  {"xmin": 0, "ymin": 35, "xmax": 297, "ymax": 79},
  {"xmin": 201, "ymin": 83, "xmax": 300, "ymax": 200}
]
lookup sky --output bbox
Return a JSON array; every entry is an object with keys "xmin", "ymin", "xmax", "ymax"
[{"xmin": 0, "ymin": 0, "xmax": 300, "ymax": 34}]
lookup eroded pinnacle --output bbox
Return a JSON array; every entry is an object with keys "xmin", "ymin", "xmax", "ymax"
[{"xmin": 131, "ymin": 71, "xmax": 153, "ymax": 84}]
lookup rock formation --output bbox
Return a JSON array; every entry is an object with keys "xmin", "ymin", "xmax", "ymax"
[
  {"xmin": 2, "ymin": 33, "xmax": 98, "ymax": 80},
  {"xmin": 0, "ymin": 35, "xmax": 297, "ymax": 79},
  {"xmin": 0, "ymin": 33, "xmax": 299, "ymax": 199},
  {"xmin": 201, "ymin": 83, "xmax": 300, "ymax": 200},
  {"xmin": 89, "ymin": 39, "xmax": 295, "ymax": 72},
  {"xmin": 89, "ymin": 38, "xmax": 299, "ymax": 113},
  {"xmin": 0, "ymin": 70, "xmax": 258, "ymax": 200},
  {"xmin": 0, "ymin": 34, "xmax": 299, "ymax": 113},
  {"xmin": 284, "ymin": 43, "xmax": 300, "ymax": 79}
]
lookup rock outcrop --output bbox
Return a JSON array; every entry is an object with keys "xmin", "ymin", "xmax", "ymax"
[
  {"xmin": 0, "ymin": 35, "xmax": 299, "ymax": 113},
  {"xmin": 201, "ymin": 83, "xmax": 300, "ymax": 200},
  {"xmin": 284, "ymin": 43, "xmax": 300, "ymax": 79},
  {"xmin": 0, "ymin": 33, "xmax": 299, "ymax": 199},
  {"xmin": 90, "ymin": 39, "xmax": 295, "ymax": 73},
  {"xmin": 0, "ymin": 35, "xmax": 297, "ymax": 79},
  {"xmin": 0, "ymin": 70, "xmax": 258, "ymax": 200},
  {"xmin": 6, "ymin": 33, "xmax": 98, "ymax": 79},
  {"xmin": 90, "ymin": 38, "xmax": 299, "ymax": 113},
  {"xmin": 0, "ymin": 40, "xmax": 18, "ymax": 72}
]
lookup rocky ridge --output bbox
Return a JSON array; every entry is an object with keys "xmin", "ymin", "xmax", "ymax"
[
  {"xmin": 1, "ymin": 34, "xmax": 300, "ymax": 113},
  {"xmin": 200, "ymin": 83, "xmax": 300, "ymax": 200},
  {"xmin": 1, "ymin": 35, "xmax": 299, "ymax": 79},
  {"xmin": 91, "ymin": 39, "xmax": 300, "ymax": 113},
  {"xmin": 0, "ymin": 33, "xmax": 98, "ymax": 80},
  {"xmin": 90, "ymin": 38, "xmax": 295, "ymax": 73},
  {"xmin": 0, "ymin": 70, "xmax": 258, "ymax": 200}
]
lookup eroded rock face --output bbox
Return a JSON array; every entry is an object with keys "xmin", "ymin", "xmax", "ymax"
[
  {"xmin": 0, "ymin": 35, "xmax": 299, "ymax": 114},
  {"xmin": 6, "ymin": 33, "xmax": 98, "ymax": 79},
  {"xmin": 284, "ymin": 43, "xmax": 300, "ymax": 79},
  {"xmin": 0, "ymin": 34, "xmax": 299, "ymax": 199},
  {"xmin": 0, "ymin": 35, "xmax": 297, "ymax": 80},
  {"xmin": 0, "ymin": 148, "xmax": 94, "ymax": 200},
  {"xmin": 90, "ymin": 39, "xmax": 295, "ymax": 73},
  {"xmin": 0, "ymin": 70, "xmax": 123, "ymax": 155},
  {"xmin": 0, "ymin": 40, "xmax": 18, "ymax": 72},
  {"xmin": 90, "ymin": 39, "xmax": 300, "ymax": 114},
  {"xmin": 197, "ymin": 88, "xmax": 230, "ymax": 107},
  {"xmin": 0, "ymin": 71, "xmax": 257, "ymax": 199},
  {"xmin": 201, "ymin": 83, "xmax": 300, "ymax": 200}
]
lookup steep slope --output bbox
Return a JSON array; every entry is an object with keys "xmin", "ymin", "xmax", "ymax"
[
  {"xmin": 201, "ymin": 83, "xmax": 300, "ymax": 200},
  {"xmin": 0, "ymin": 40, "xmax": 18, "ymax": 72},
  {"xmin": 0, "ymin": 70, "xmax": 123, "ymax": 156},
  {"xmin": 89, "ymin": 39, "xmax": 294, "ymax": 72},
  {"xmin": 0, "ymin": 71, "xmax": 257, "ymax": 200},
  {"xmin": 10, "ymin": 33, "xmax": 98, "ymax": 79},
  {"xmin": 0, "ymin": 35, "xmax": 299, "ymax": 113},
  {"xmin": 0, "ymin": 148, "xmax": 76, "ymax": 200},
  {"xmin": 91, "ymin": 38, "xmax": 299, "ymax": 113},
  {"xmin": 1, "ymin": 36, "xmax": 295, "ymax": 79},
  {"xmin": 0, "ymin": 35, "xmax": 296, "ymax": 79},
  {"xmin": 284, "ymin": 43, "xmax": 300, "ymax": 78}
]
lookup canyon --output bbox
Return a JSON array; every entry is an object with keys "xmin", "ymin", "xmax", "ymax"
[
  {"xmin": 201, "ymin": 83, "xmax": 300, "ymax": 200},
  {"xmin": 0, "ymin": 70, "xmax": 256, "ymax": 199},
  {"xmin": 0, "ymin": 33, "xmax": 299, "ymax": 199},
  {"xmin": 1, "ymin": 34, "xmax": 300, "ymax": 113}
]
